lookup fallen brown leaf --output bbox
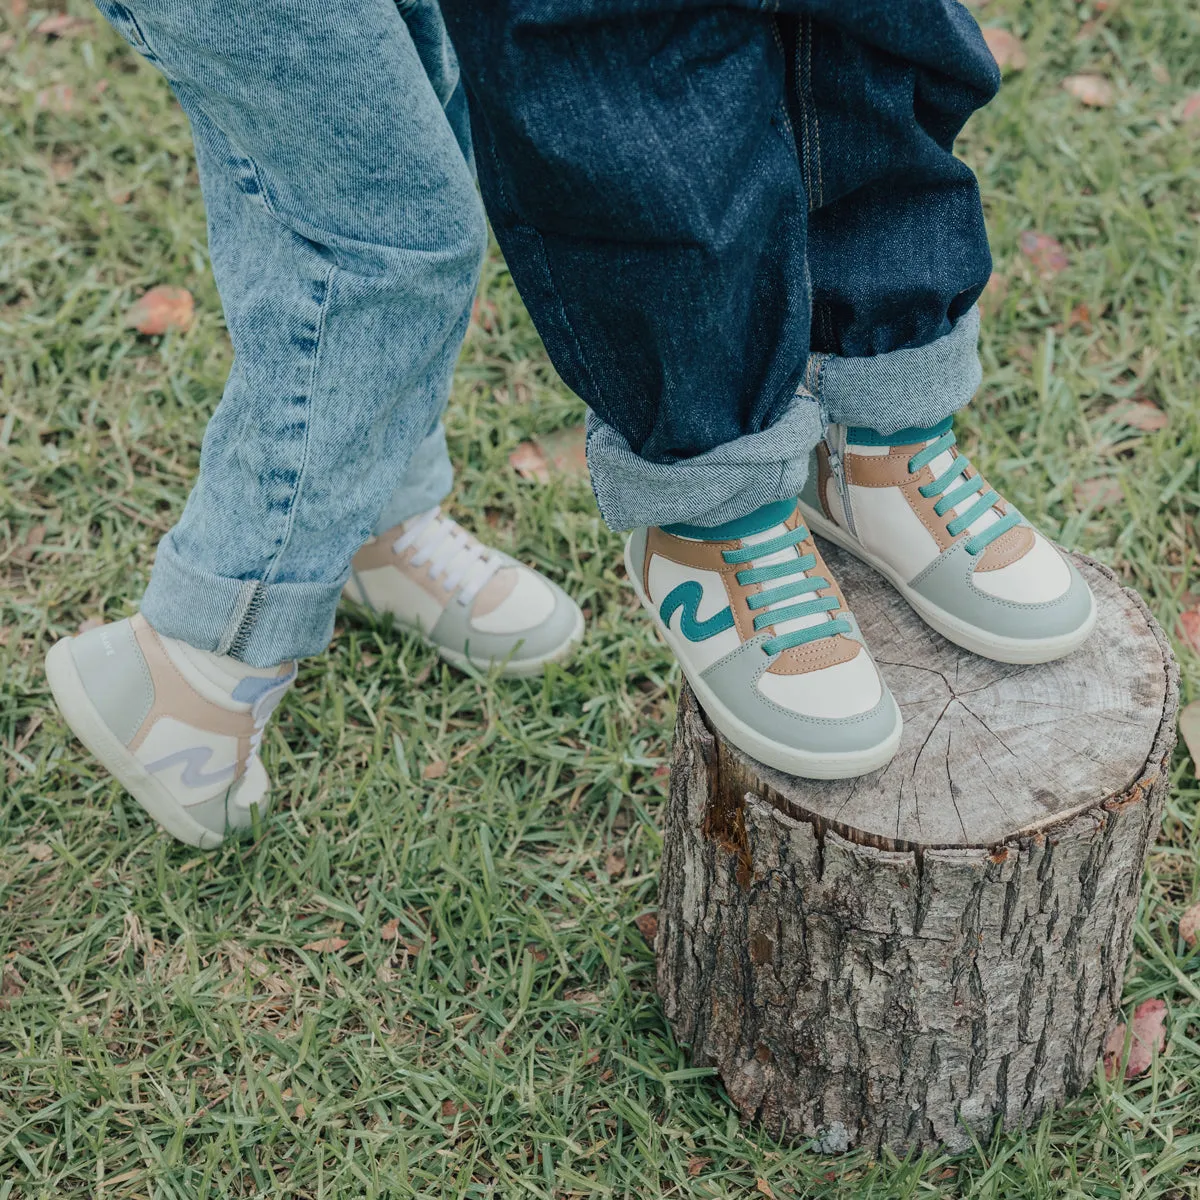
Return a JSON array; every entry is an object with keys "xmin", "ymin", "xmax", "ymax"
[
  {"xmin": 25, "ymin": 842, "xmax": 52, "ymax": 862},
  {"xmin": 1073, "ymin": 477, "xmax": 1121, "ymax": 510},
  {"xmin": 1176, "ymin": 610, "xmax": 1200, "ymax": 656},
  {"xmin": 1018, "ymin": 231, "xmax": 1069, "ymax": 275},
  {"xmin": 1183, "ymin": 93, "xmax": 1200, "ymax": 123},
  {"xmin": 635, "ymin": 911, "xmax": 658, "ymax": 942},
  {"xmin": 124, "ymin": 285, "xmax": 195, "ymax": 335},
  {"xmin": 687, "ymin": 1156, "xmax": 710, "ymax": 1178},
  {"xmin": 756, "ymin": 1179, "xmax": 776, "ymax": 1200},
  {"xmin": 1107, "ymin": 399, "xmax": 1168, "ymax": 432},
  {"xmin": 1178, "ymin": 899, "xmax": 1200, "ymax": 949},
  {"xmin": 13, "ymin": 523, "xmax": 45, "ymax": 562},
  {"xmin": 1104, "ymin": 998, "xmax": 1167, "ymax": 1080},
  {"xmin": 35, "ymin": 13, "xmax": 93, "ymax": 37},
  {"xmin": 1063, "ymin": 73, "xmax": 1115, "ymax": 107},
  {"xmin": 301, "ymin": 937, "xmax": 348, "ymax": 952},
  {"xmin": 604, "ymin": 851, "xmax": 626, "ymax": 879},
  {"xmin": 508, "ymin": 441, "xmax": 550, "ymax": 483},
  {"xmin": 380, "ymin": 918, "xmax": 400, "ymax": 940},
  {"xmin": 982, "ymin": 28, "xmax": 1026, "ymax": 71},
  {"xmin": 509, "ymin": 425, "xmax": 588, "ymax": 484},
  {"xmin": 1065, "ymin": 303, "xmax": 1092, "ymax": 331},
  {"xmin": 422, "ymin": 759, "xmax": 447, "ymax": 780},
  {"xmin": 0, "ymin": 965, "xmax": 26, "ymax": 1009}
]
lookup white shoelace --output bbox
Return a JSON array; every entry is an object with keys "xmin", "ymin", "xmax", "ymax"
[{"xmin": 392, "ymin": 508, "xmax": 502, "ymax": 605}]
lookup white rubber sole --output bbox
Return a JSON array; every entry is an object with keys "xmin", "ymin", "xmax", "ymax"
[
  {"xmin": 44, "ymin": 638, "xmax": 263, "ymax": 849},
  {"xmin": 624, "ymin": 539, "xmax": 901, "ymax": 780},
  {"xmin": 797, "ymin": 503, "xmax": 1098, "ymax": 666}
]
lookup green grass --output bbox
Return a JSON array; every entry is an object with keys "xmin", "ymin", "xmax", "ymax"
[{"xmin": 2, "ymin": 1, "xmax": 1199, "ymax": 1196}]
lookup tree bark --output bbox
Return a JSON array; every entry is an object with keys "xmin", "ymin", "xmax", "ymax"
[{"xmin": 656, "ymin": 553, "xmax": 1178, "ymax": 1153}]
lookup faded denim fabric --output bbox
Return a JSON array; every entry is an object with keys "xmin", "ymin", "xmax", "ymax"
[
  {"xmin": 95, "ymin": 0, "xmax": 485, "ymax": 665},
  {"xmin": 443, "ymin": 0, "xmax": 1000, "ymax": 528}
]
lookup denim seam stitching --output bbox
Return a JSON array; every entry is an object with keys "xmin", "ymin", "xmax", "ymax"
[
  {"xmin": 768, "ymin": 18, "xmax": 796, "ymax": 146},
  {"xmin": 260, "ymin": 260, "xmax": 336, "ymax": 593}
]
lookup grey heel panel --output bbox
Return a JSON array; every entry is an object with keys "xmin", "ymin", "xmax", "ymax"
[{"xmin": 69, "ymin": 619, "xmax": 155, "ymax": 745}]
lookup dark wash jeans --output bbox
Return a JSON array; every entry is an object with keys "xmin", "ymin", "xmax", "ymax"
[{"xmin": 440, "ymin": 0, "xmax": 1002, "ymax": 529}]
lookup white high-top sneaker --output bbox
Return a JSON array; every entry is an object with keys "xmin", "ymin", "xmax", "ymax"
[
  {"xmin": 344, "ymin": 508, "xmax": 584, "ymax": 677},
  {"xmin": 798, "ymin": 418, "xmax": 1096, "ymax": 664},
  {"xmin": 45, "ymin": 615, "xmax": 295, "ymax": 848},
  {"xmin": 625, "ymin": 498, "xmax": 901, "ymax": 780}
]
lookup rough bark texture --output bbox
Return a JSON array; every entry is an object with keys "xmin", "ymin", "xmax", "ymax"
[{"xmin": 656, "ymin": 554, "xmax": 1178, "ymax": 1153}]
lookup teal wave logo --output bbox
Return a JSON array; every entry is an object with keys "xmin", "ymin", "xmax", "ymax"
[{"xmin": 660, "ymin": 582, "xmax": 734, "ymax": 642}]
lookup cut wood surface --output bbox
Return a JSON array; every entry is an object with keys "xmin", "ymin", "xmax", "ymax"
[{"xmin": 657, "ymin": 550, "xmax": 1178, "ymax": 1152}]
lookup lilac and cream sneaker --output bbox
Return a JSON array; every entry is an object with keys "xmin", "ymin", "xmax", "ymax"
[
  {"xmin": 799, "ymin": 418, "xmax": 1096, "ymax": 664},
  {"xmin": 45, "ymin": 615, "xmax": 295, "ymax": 848},
  {"xmin": 344, "ymin": 507, "xmax": 584, "ymax": 677},
  {"xmin": 625, "ymin": 499, "xmax": 901, "ymax": 780}
]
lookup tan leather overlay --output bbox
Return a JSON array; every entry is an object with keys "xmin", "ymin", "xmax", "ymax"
[
  {"xmin": 844, "ymin": 449, "xmax": 919, "ymax": 489},
  {"xmin": 976, "ymin": 522, "xmax": 1034, "ymax": 572},
  {"xmin": 352, "ymin": 529, "xmax": 455, "ymax": 608},
  {"xmin": 127, "ymin": 614, "xmax": 257, "ymax": 757},
  {"xmin": 470, "ymin": 568, "xmax": 518, "ymax": 617}
]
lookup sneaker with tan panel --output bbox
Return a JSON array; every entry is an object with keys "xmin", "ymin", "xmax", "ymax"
[
  {"xmin": 625, "ymin": 499, "xmax": 902, "ymax": 780},
  {"xmin": 798, "ymin": 418, "xmax": 1096, "ymax": 664},
  {"xmin": 344, "ymin": 507, "xmax": 584, "ymax": 677},
  {"xmin": 45, "ymin": 614, "xmax": 295, "ymax": 848}
]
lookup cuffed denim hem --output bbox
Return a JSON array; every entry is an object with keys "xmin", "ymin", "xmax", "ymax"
[
  {"xmin": 586, "ymin": 306, "xmax": 982, "ymax": 531},
  {"xmin": 373, "ymin": 422, "xmax": 454, "ymax": 534},
  {"xmin": 141, "ymin": 532, "xmax": 342, "ymax": 666},
  {"xmin": 808, "ymin": 306, "xmax": 981, "ymax": 432},
  {"xmin": 586, "ymin": 395, "xmax": 824, "ymax": 531}
]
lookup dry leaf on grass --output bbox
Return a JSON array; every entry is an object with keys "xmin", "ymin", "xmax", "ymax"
[
  {"xmin": 1179, "ymin": 900, "xmax": 1200, "ymax": 949},
  {"xmin": 124, "ymin": 285, "xmax": 195, "ymax": 335},
  {"xmin": 301, "ymin": 937, "xmax": 348, "ymax": 952},
  {"xmin": 686, "ymin": 1156, "xmax": 710, "ymax": 1178},
  {"xmin": 25, "ymin": 842, "xmax": 52, "ymax": 862},
  {"xmin": 1104, "ymin": 998, "xmax": 1167, "ymax": 1080},
  {"xmin": 1018, "ymin": 231, "xmax": 1069, "ymax": 275},
  {"xmin": 1107, "ymin": 399, "xmax": 1168, "ymax": 432},
  {"xmin": 13, "ymin": 523, "xmax": 45, "ymax": 562},
  {"xmin": 1063, "ymin": 74, "xmax": 1115, "ymax": 107},
  {"xmin": 1176, "ymin": 609, "xmax": 1200, "ymax": 656},
  {"xmin": 635, "ymin": 912, "xmax": 658, "ymax": 942},
  {"xmin": 1183, "ymin": 94, "xmax": 1200, "ymax": 123},
  {"xmin": 982, "ymin": 28, "xmax": 1026, "ymax": 71},
  {"xmin": 380, "ymin": 918, "xmax": 400, "ymax": 940},
  {"xmin": 0, "ymin": 965, "xmax": 26, "ymax": 1008},
  {"xmin": 756, "ymin": 1179, "xmax": 777, "ymax": 1200},
  {"xmin": 1073, "ymin": 477, "xmax": 1122, "ymax": 510},
  {"xmin": 604, "ymin": 851, "xmax": 626, "ymax": 879},
  {"xmin": 1064, "ymin": 303, "xmax": 1092, "ymax": 331},
  {"xmin": 509, "ymin": 425, "xmax": 587, "ymax": 483},
  {"xmin": 35, "ymin": 13, "xmax": 93, "ymax": 37},
  {"xmin": 422, "ymin": 759, "xmax": 447, "ymax": 780}
]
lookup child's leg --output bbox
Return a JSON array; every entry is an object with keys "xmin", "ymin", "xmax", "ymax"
[{"xmin": 47, "ymin": 0, "xmax": 488, "ymax": 846}]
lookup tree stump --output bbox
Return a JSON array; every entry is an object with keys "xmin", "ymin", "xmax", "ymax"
[{"xmin": 656, "ymin": 550, "xmax": 1178, "ymax": 1154}]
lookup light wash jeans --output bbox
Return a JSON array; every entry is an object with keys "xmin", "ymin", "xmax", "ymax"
[{"xmin": 97, "ymin": 0, "xmax": 986, "ymax": 667}]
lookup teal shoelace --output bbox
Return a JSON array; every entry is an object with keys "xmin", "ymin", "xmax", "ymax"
[
  {"xmin": 721, "ymin": 524, "xmax": 850, "ymax": 655},
  {"xmin": 907, "ymin": 430, "xmax": 1020, "ymax": 555}
]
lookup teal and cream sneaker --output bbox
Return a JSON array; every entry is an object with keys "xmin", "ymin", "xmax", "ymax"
[
  {"xmin": 799, "ymin": 419, "xmax": 1096, "ymax": 664},
  {"xmin": 625, "ymin": 499, "xmax": 902, "ymax": 780},
  {"xmin": 344, "ymin": 507, "xmax": 585, "ymax": 677}
]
